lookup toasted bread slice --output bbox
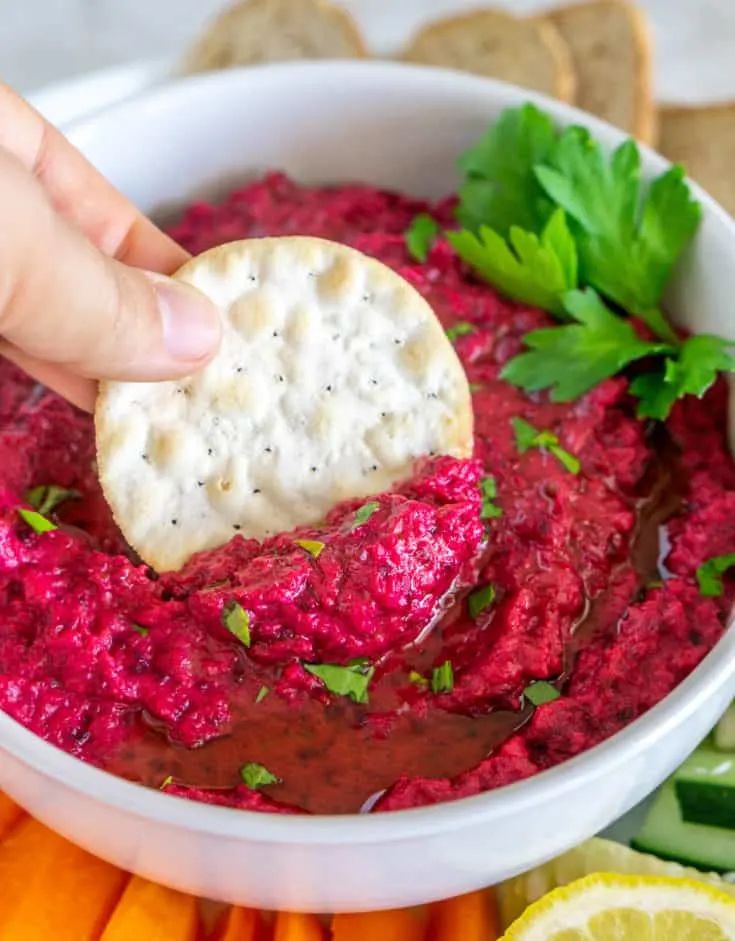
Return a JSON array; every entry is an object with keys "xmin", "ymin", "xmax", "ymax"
[
  {"xmin": 402, "ymin": 9, "xmax": 575, "ymax": 103},
  {"xmin": 659, "ymin": 103, "xmax": 735, "ymax": 215},
  {"xmin": 548, "ymin": 0, "xmax": 655, "ymax": 142},
  {"xmin": 182, "ymin": 0, "xmax": 366, "ymax": 74}
]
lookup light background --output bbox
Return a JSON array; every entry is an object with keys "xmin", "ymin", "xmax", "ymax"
[{"xmin": 3, "ymin": 0, "xmax": 735, "ymax": 102}]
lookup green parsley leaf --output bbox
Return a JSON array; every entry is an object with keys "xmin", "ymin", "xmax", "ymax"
[
  {"xmin": 445, "ymin": 321, "xmax": 475, "ymax": 343},
  {"xmin": 352, "ymin": 501, "xmax": 380, "ymax": 529},
  {"xmin": 26, "ymin": 484, "xmax": 79, "ymax": 516},
  {"xmin": 696, "ymin": 553, "xmax": 735, "ymax": 598},
  {"xmin": 431, "ymin": 660, "xmax": 454, "ymax": 694},
  {"xmin": 405, "ymin": 213, "xmax": 440, "ymax": 262},
  {"xmin": 501, "ymin": 288, "xmax": 671, "ymax": 402},
  {"xmin": 295, "ymin": 538, "xmax": 325, "ymax": 558},
  {"xmin": 304, "ymin": 661, "xmax": 375, "ymax": 704},
  {"xmin": 524, "ymin": 681, "xmax": 561, "ymax": 706},
  {"xmin": 479, "ymin": 475, "xmax": 502, "ymax": 519},
  {"xmin": 447, "ymin": 208, "xmax": 577, "ymax": 317},
  {"xmin": 631, "ymin": 334, "xmax": 735, "ymax": 420},
  {"xmin": 408, "ymin": 670, "xmax": 429, "ymax": 687},
  {"xmin": 240, "ymin": 762, "xmax": 281, "ymax": 790},
  {"xmin": 255, "ymin": 685, "xmax": 270, "ymax": 703},
  {"xmin": 468, "ymin": 583, "xmax": 496, "ymax": 619},
  {"xmin": 222, "ymin": 602, "xmax": 251, "ymax": 647},
  {"xmin": 131, "ymin": 623, "xmax": 149, "ymax": 638},
  {"xmin": 456, "ymin": 103, "xmax": 556, "ymax": 235},
  {"xmin": 17, "ymin": 508, "xmax": 57, "ymax": 533},
  {"xmin": 510, "ymin": 416, "xmax": 581, "ymax": 474},
  {"xmin": 535, "ymin": 131, "xmax": 701, "ymax": 339},
  {"xmin": 160, "ymin": 775, "xmax": 173, "ymax": 790}
]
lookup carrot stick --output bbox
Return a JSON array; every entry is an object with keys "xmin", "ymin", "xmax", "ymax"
[
  {"xmin": 100, "ymin": 875, "xmax": 199, "ymax": 941},
  {"xmin": 213, "ymin": 904, "xmax": 262, "ymax": 940},
  {"xmin": 332, "ymin": 906, "xmax": 428, "ymax": 941},
  {"xmin": 0, "ymin": 816, "xmax": 127, "ymax": 940},
  {"xmin": 428, "ymin": 889, "xmax": 500, "ymax": 940},
  {"xmin": 0, "ymin": 792, "xmax": 23, "ymax": 840},
  {"xmin": 274, "ymin": 910, "xmax": 326, "ymax": 941}
]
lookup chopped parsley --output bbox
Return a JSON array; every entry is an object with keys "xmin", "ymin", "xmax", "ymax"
[
  {"xmin": 17, "ymin": 508, "xmax": 57, "ymax": 533},
  {"xmin": 131, "ymin": 623, "xmax": 149, "ymax": 638},
  {"xmin": 240, "ymin": 762, "xmax": 280, "ymax": 790},
  {"xmin": 524, "ymin": 681, "xmax": 561, "ymax": 706},
  {"xmin": 696, "ymin": 553, "xmax": 735, "ymax": 598},
  {"xmin": 511, "ymin": 417, "xmax": 580, "ymax": 475},
  {"xmin": 479, "ymin": 475, "xmax": 502, "ymax": 520},
  {"xmin": 352, "ymin": 501, "xmax": 380, "ymax": 529},
  {"xmin": 255, "ymin": 685, "xmax": 270, "ymax": 703},
  {"xmin": 468, "ymin": 583, "xmax": 496, "ymax": 619},
  {"xmin": 408, "ymin": 670, "xmax": 429, "ymax": 687},
  {"xmin": 448, "ymin": 102, "xmax": 734, "ymax": 420},
  {"xmin": 405, "ymin": 213, "xmax": 440, "ymax": 262},
  {"xmin": 431, "ymin": 660, "xmax": 454, "ymax": 694},
  {"xmin": 26, "ymin": 484, "xmax": 79, "ymax": 516},
  {"xmin": 304, "ymin": 660, "xmax": 374, "ymax": 704},
  {"xmin": 222, "ymin": 602, "xmax": 251, "ymax": 647},
  {"xmin": 160, "ymin": 775, "xmax": 173, "ymax": 790},
  {"xmin": 445, "ymin": 321, "xmax": 475, "ymax": 343},
  {"xmin": 295, "ymin": 538, "xmax": 325, "ymax": 559}
]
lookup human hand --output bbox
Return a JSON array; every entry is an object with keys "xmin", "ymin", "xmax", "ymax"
[{"xmin": 0, "ymin": 85, "xmax": 221, "ymax": 412}]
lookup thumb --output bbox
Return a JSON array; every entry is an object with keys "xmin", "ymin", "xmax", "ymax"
[{"xmin": 0, "ymin": 147, "xmax": 221, "ymax": 382}]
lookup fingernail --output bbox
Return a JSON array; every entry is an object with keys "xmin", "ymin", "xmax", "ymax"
[{"xmin": 152, "ymin": 277, "xmax": 221, "ymax": 362}]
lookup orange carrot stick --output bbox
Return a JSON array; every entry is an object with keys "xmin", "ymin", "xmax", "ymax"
[
  {"xmin": 100, "ymin": 875, "xmax": 199, "ymax": 941},
  {"xmin": 274, "ymin": 910, "xmax": 326, "ymax": 941},
  {"xmin": 0, "ymin": 792, "xmax": 23, "ymax": 840},
  {"xmin": 332, "ymin": 906, "xmax": 428, "ymax": 941},
  {"xmin": 0, "ymin": 816, "xmax": 127, "ymax": 940},
  {"xmin": 428, "ymin": 889, "xmax": 500, "ymax": 941},
  {"xmin": 213, "ymin": 904, "xmax": 262, "ymax": 940}
]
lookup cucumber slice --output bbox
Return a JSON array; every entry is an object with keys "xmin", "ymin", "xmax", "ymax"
[
  {"xmin": 675, "ymin": 748, "xmax": 735, "ymax": 829},
  {"xmin": 716, "ymin": 703, "xmax": 735, "ymax": 751},
  {"xmin": 632, "ymin": 781, "xmax": 735, "ymax": 872}
]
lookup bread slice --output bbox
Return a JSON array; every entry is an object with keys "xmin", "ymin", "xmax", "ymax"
[
  {"xmin": 659, "ymin": 103, "xmax": 735, "ymax": 215},
  {"xmin": 402, "ymin": 9, "xmax": 576, "ymax": 103},
  {"xmin": 548, "ymin": 0, "xmax": 655, "ymax": 142},
  {"xmin": 182, "ymin": 0, "xmax": 366, "ymax": 74}
]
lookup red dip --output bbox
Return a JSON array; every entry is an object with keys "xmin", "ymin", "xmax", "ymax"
[{"xmin": 0, "ymin": 173, "xmax": 733, "ymax": 815}]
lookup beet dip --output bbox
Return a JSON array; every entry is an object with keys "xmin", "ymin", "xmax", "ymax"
[{"xmin": 0, "ymin": 173, "xmax": 732, "ymax": 815}]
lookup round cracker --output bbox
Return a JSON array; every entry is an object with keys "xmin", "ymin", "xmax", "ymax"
[
  {"xmin": 95, "ymin": 237, "xmax": 473, "ymax": 572},
  {"xmin": 181, "ymin": 0, "xmax": 367, "ymax": 74}
]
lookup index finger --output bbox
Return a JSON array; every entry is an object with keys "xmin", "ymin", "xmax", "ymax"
[{"xmin": 0, "ymin": 83, "xmax": 188, "ymax": 273}]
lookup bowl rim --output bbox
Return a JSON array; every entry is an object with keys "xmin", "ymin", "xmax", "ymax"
[{"xmin": 5, "ymin": 59, "xmax": 735, "ymax": 845}]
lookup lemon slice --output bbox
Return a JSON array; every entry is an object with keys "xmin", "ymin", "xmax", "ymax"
[
  {"xmin": 498, "ymin": 838, "xmax": 735, "ymax": 927},
  {"xmin": 500, "ymin": 873, "xmax": 735, "ymax": 940}
]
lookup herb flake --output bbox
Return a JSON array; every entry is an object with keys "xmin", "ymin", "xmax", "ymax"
[
  {"xmin": 696, "ymin": 553, "xmax": 735, "ymax": 598},
  {"xmin": 511, "ymin": 416, "xmax": 580, "ymax": 474},
  {"xmin": 408, "ymin": 670, "xmax": 429, "ymax": 687},
  {"xmin": 468, "ymin": 583, "xmax": 496, "ymax": 619},
  {"xmin": 304, "ymin": 660, "xmax": 374, "ymax": 704},
  {"xmin": 431, "ymin": 660, "xmax": 454, "ymax": 694},
  {"xmin": 17, "ymin": 508, "xmax": 57, "ymax": 533},
  {"xmin": 352, "ymin": 501, "xmax": 380, "ymax": 529},
  {"xmin": 295, "ymin": 539, "xmax": 325, "ymax": 559},
  {"xmin": 255, "ymin": 685, "xmax": 270, "ymax": 703},
  {"xmin": 240, "ymin": 762, "xmax": 281, "ymax": 790},
  {"xmin": 479, "ymin": 475, "xmax": 503, "ymax": 520},
  {"xmin": 405, "ymin": 213, "xmax": 440, "ymax": 262},
  {"xmin": 524, "ymin": 681, "xmax": 561, "ymax": 706},
  {"xmin": 445, "ymin": 321, "xmax": 475, "ymax": 343},
  {"xmin": 26, "ymin": 484, "xmax": 79, "ymax": 516},
  {"xmin": 222, "ymin": 602, "xmax": 251, "ymax": 647}
]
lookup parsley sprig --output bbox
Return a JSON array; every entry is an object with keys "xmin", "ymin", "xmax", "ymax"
[{"xmin": 441, "ymin": 102, "xmax": 735, "ymax": 419}]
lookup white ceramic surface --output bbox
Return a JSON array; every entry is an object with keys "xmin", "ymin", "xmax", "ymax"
[{"xmin": 2, "ymin": 62, "xmax": 735, "ymax": 912}]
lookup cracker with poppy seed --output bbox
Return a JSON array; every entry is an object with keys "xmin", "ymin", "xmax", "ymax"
[{"xmin": 95, "ymin": 237, "xmax": 473, "ymax": 572}]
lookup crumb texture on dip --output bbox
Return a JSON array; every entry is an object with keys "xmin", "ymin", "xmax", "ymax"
[{"xmin": 0, "ymin": 173, "xmax": 732, "ymax": 815}]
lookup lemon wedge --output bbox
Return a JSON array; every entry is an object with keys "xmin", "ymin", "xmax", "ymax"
[
  {"xmin": 500, "ymin": 873, "xmax": 735, "ymax": 940},
  {"xmin": 498, "ymin": 838, "xmax": 735, "ymax": 927}
]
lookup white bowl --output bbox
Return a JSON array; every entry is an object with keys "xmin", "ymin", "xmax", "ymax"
[{"xmin": 2, "ymin": 62, "xmax": 735, "ymax": 913}]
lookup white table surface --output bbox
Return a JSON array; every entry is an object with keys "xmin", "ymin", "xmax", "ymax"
[{"xmin": 4, "ymin": 0, "xmax": 735, "ymax": 104}]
